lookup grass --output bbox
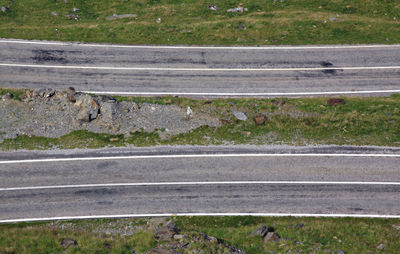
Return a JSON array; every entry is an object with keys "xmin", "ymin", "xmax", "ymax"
[
  {"xmin": 1, "ymin": 216, "xmax": 400, "ymax": 253},
  {"xmin": 1, "ymin": 89, "xmax": 400, "ymax": 150},
  {"xmin": 0, "ymin": 0, "xmax": 400, "ymax": 45}
]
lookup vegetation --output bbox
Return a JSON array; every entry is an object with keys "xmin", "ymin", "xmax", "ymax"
[
  {"xmin": 1, "ymin": 216, "xmax": 400, "ymax": 253},
  {"xmin": 1, "ymin": 0, "xmax": 400, "ymax": 45}
]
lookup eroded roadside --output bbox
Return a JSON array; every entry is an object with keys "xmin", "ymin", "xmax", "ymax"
[{"xmin": 1, "ymin": 88, "xmax": 399, "ymax": 150}]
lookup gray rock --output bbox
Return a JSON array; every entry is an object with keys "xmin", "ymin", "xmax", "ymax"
[
  {"xmin": 377, "ymin": 243, "xmax": 386, "ymax": 250},
  {"xmin": 208, "ymin": 5, "xmax": 218, "ymax": 11},
  {"xmin": 232, "ymin": 111, "xmax": 248, "ymax": 121},
  {"xmin": 73, "ymin": 7, "xmax": 80, "ymax": 12},
  {"xmin": 329, "ymin": 17, "xmax": 337, "ymax": 21},
  {"xmin": 173, "ymin": 234, "xmax": 186, "ymax": 240},
  {"xmin": 264, "ymin": 232, "xmax": 280, "ymax": 243},
  {"xmin": 248, "ymin": 224, "xmax": 268, "ymax": 237},
  {"xmin": 336, "ymin": 250, "xmax": 345, "ymax": 254},
  {"xmin": 156, "ymin": 17, "xmax": 162, "ymax": 23},
  {"xmin": 105, "ymin": 14, "xmax": 137, "ymax": 20},
  {"xmin": 61, "ymin": 238, "xmax": 77, "ymax": 248},
  {"xmin": 1, "ymin": 6, "xmax": 9, "ymax": 12},
  {"xmin": 392, "ymin": 224, "xmax": 400, "ymax": 230},
  {"xmin": 65, "ymin": 14, "xmax": 78, "ymax": 20},
  {"xmin": 154, "ymin": 220, "xmax": 179, "ymax": 241},
  {"xmin": 51, "ymin": 11, "xmax": 58, "ymax": 16}
]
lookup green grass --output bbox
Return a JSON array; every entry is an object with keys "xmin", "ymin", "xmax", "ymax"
[
  {"xmin": 1, "ymin": 90, "xmax": 400, "ymax": 150},
  {"xmin": 1, "ymin": 216, "xmax": 400, "ymax": 253},
  {"xmin": 1, "ymin": 0, "xmax": 400, "ymax": 45}
]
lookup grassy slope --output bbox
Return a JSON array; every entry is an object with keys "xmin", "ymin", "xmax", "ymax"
[
  {"xmin": 1, "ymin": 88, "xmax": 400, "ymax": 150},
  {"xmin": 1, "ymin": 216, "xmax": 400, "ymax": 253},
  {"xmin": 0, "ymin": 0, "xmax": 400, "ymax": 45}
]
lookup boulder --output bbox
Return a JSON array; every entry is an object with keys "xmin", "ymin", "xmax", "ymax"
[
  {"xmin": 327, "ymin": 98, "xmax": 345, "ymax": 106},
  {"xmin": 248, "ymin": 224, "xmax": 268, "ymax": 238},
  {"xmin": 264, "ymin": 232, "xmax": 280, "ymax": 243},
  {"xmin": 232, "ymin": 111, "xmax": 248, "ymax": 121},
  {"xmin": 74, "ymin": 95, "xmax": 100, "ymax": 122},
  {"xmin": 154, "ymin": 220, "xmax": 179, "ymax": 241},
  {"xmin": 253, "ymin": 114, "xmax": 266, "ymax": 125},
  {"xmin": 1, "ymin": 6, "xmax": 9, "ymax": 12},
  {"xmin": 61, "ymin": 238, "xmax": 77, "ymax": 248}
]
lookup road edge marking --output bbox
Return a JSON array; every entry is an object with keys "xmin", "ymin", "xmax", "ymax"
[
  {"xmin": 1, "ymin": 153, "xmax": 400, "ymax": 164},
  {"xmin": 2, "ymin": 213, "xmax": 400, "ymax": 223},
  {"xmin": 2, "ymin": 39, "xmax": 400, "ymax": 50},
  {"xmin": 2, "ymin": 181, "xmax": 400, "ymax": 191}
]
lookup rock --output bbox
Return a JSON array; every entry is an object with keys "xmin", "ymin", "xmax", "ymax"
[
  {"xmin": 208, "ymin": 5, "xmax": 218, "ymax": 11},
  {"xmin": 73, "ymin": 7, "xmax": 80, "ymax": 12},
  {"xmin": 66, "ymin": 14, "xmax": 78, "ymax": 20},
  {"xmin": 264, "ymin": 232, "xmax": 280, "ymax": 243},
  {"xmin": 148, "ymin": 246, "xmax": 177, "ymax": 254},
  {"xmin": 66, "ymin": 88, "xmax": 76, "ymax": 103},
  {"xmin": 249, "ymin": 224, "xmax": 268, "ymax": 237},
  {"xmin": 154, "ymin": 220, "xmax": 179, "ymax": 241},
  {"xmin": 44, "ymin": 89, "xmax": 55, "ymax": 98},
  {"xmin": 336, "ymin": 250, "xmax": 345, "ymax": 254},
  {"xmin": 253, "ymin": 114, "xmax": 266, "ymax": 125},
  {"xmin": 329, "ymin": 17, "xmax": 337, "ymax": 21},
  {"xmin": 77, "ymin": 107, "xmax": 91, "ymax": 122},
  {"xmin": 296, "ymin": 223, "xmax": 304, "ymax": 228},
  {"xmin": 105, "ymin": 14, "xmax": 137, "ymax": 20},
  {"xmin": 186, "ymin": 106, "xmax": 193, "ymax": 117},
  {"xmin": 377, "ymin": 243, "xmax": 386, "ymax": 250},
  {"xmin": 51, "ymin": 11, "xmax": 58, "ymax": 16},
  {"xmin": 156, "ymin": 17, "xmax": 162, "ymax": 23},
  {"xmin": 61, "ymin": 238, "xmax": 77, "ymax": 248},
  {"xmin": 2, "ymin": 93, "xmax": 13, "ymax": 100},
  {"xmin": 237, "ymin": 23, "xmax": 246, "ymax": 30},
  {"xmin": 173, "ymin": 234, "xmax": 186, "ymax": 240},
  {"xmin": 1, "ymin": 6, "xmax": 9, "ymax": 12},
  {"xmin": 232, "ymin": 111, "xmax": 248, "ymax": 121},
  {"xmin": 327, "ymin": 98, "xmax": 345, "ymax": 106},
  {"xmin": 393, "ymin": 224, "xmax": 400, "ymax": 230}
]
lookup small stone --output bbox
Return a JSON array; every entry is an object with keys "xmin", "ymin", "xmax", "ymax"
[
  {"xmin": 336, "ymin": 250, "xmax": 345, "ymax": 254},
  {"xmin": 253, "ymin": 114, "xmax": 266, "ymax": 125},
  {"xmin": 249, "ymin": 224, "xmax": 268, "ymax": 237},
  {"xmin": 329, "ymin": 17, "xmax": 337, "ymax": 21},
  {"xmin": 186, "ymin": 106, "xmax": 193, "ymax": 117},
  {"xmin": 232, "ymin": 111, "xmax": 248, "ymax": 121},
  {"xmin": 1, "ymin": 6, "xmax": 9, "ymax": 12},
  {"xmin": 264, "ymin": 232, "xmax": 280, "ymax": 243},
  {"xmin": 173, "ymin": 234, "xmax": 186, "ymax": 240},
  {"xmin": 73, "ymin": 7, "xmax": 80, "ymax": 12},
  {"xmin": 237, "ymin": 23, "xmax": 246, "ymax": 30},
  {"xmin": 296, "ymin": 223, "xmax": 304, "ymax": 228},
  {"xmin": 392, "ymin": 224, "xmax": 400, "ymax": 230},
  {"xmin": 51, "ymin": 11, "xmax": 58, "ymax": 16},
  {"xmin": 61, "ymin": 238, "xmax": 77, "ymax": 249},
  {"xmin": 208, "ymin": 5, "xmax": 218, "ymax": 11},
  {"xmin": 377, "ymin": 243, "xmax": 386, "ymax": 250},
  {"xmin": 156, "ymin": 17, "xmax": 162, "ymax": 23},
  {"xmin": 77, "ymin": 107, "xmax": 90, "ymax": 122},
  {"xmin": 154, "ymin": 220, "xmax": 178, "ymax": 241},
  {"xmin": 327, "ymin": 98, "xmax": 345, "ymax": 106}
]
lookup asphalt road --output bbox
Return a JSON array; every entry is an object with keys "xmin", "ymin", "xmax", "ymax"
[
  {"xmin": 1, "ymin": 145, "xmax": 400, "ymax": 222},
  {"xmin": 1, "ymin": 39, "xmax": 400, "ymax": 96}
]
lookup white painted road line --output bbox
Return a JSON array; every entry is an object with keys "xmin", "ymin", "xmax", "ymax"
[
  {"xmin": 2, "ymin": 213, "xmax": 400, "ymax": 223},
  {"xmin": 1, "ymin": 153, "xmax": 400, "ymax": 165},
  {"xmin": 2, "ymin": 62, "xmax": 400, "ymax": 71},
  {"xmin": 2, "ymin": 181, "xmax": 400, "ymax": 191},
  {"xmin": 84, "ymin": 90, "xmax": 400, "ymax": 96},
  {"xmin": 2, "ymin": 39, "xmax": 400, "ymax": 50}
]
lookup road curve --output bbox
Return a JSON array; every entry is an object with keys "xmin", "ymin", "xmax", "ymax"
[
  {"xmin": 1, "ymin": 39, "xmax": 400, "ymax": 97},
  {"xmin": 1, "ymin": 145, "xmax": 400, "ymax": 221}
]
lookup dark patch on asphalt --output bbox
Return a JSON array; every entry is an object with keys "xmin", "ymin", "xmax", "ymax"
[
  {"xmin": 320, "ymin": 61, "xmax": 337, "ymax": 75},
  {"xmin": 74, "ymin": 188, "xmax": 116, "ymax": 196},
  {"xmin": 96, "ymin": 161, "xmax": 118, "ymax": 169},
  {"xmin": 32, "ymin": 50, "xmax": 68, "ymax": 64}
]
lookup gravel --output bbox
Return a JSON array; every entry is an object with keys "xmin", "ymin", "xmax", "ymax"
[{"xmin": 0, "ymin": 89, "xmax": 220, "ymax": 142}]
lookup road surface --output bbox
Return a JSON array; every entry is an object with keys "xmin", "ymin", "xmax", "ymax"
[
  {"xmin": 1, "ymin": 39, "xmax": 400, "ymax": 97},
  {"xmin": 1, "ymin": 145, "xmax": 400, "ymax": 222}
]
